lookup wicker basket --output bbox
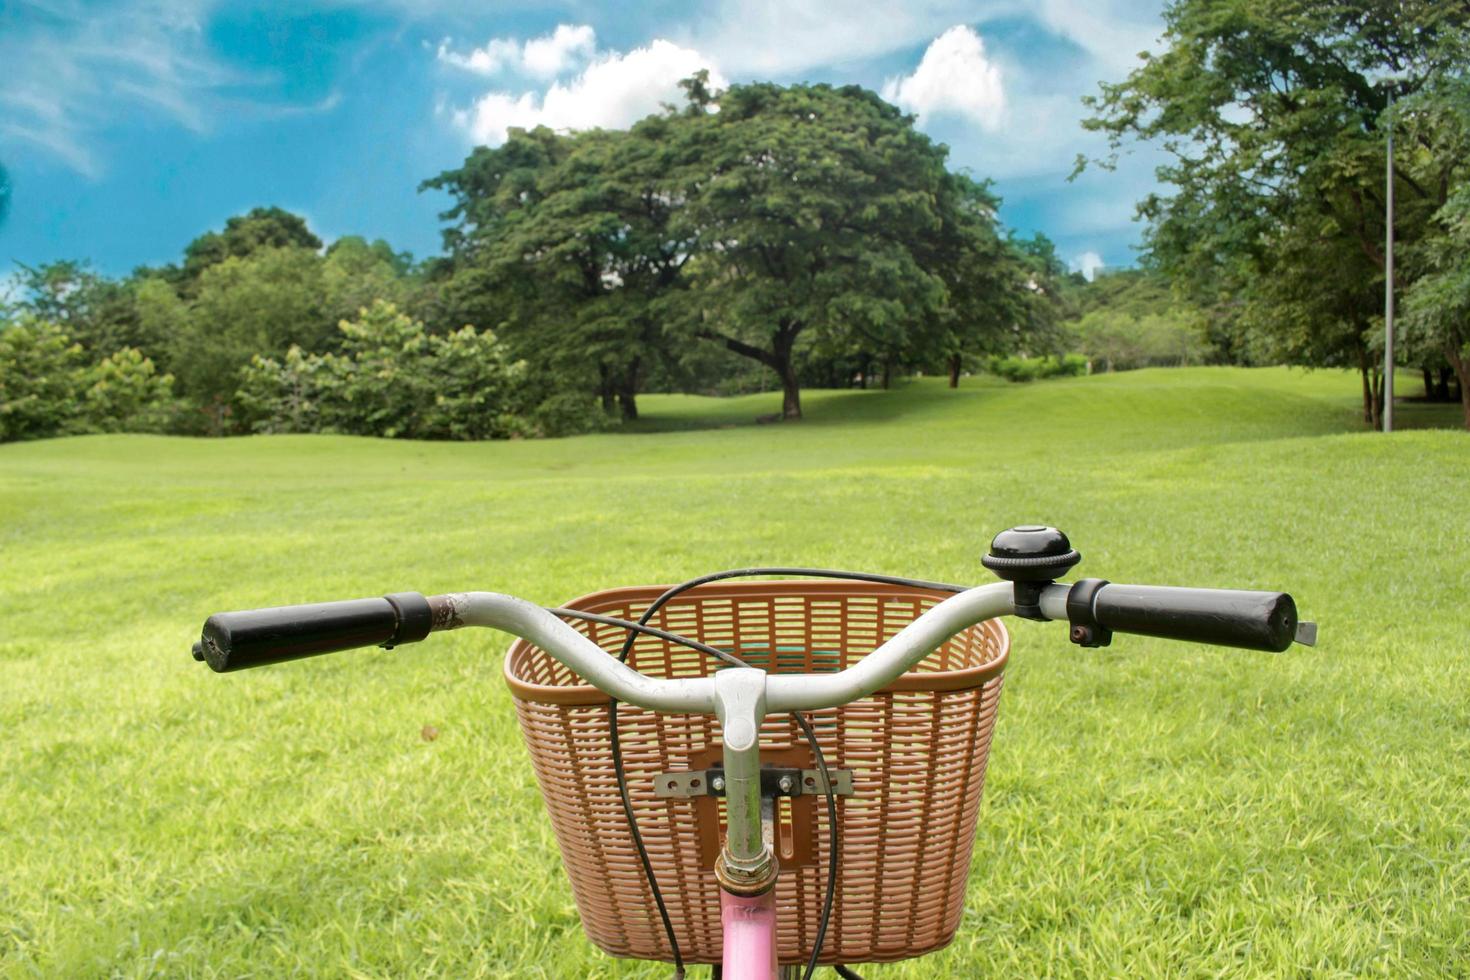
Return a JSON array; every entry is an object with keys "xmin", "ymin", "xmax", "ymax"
[{"xmin": 504, "ymin": 580, "xmax": 1009, "ymax": 966}]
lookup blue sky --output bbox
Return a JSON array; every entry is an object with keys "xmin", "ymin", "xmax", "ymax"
[{"xmin": 0, "ymin": 1, "xmax": 1168, "ymax": 283}]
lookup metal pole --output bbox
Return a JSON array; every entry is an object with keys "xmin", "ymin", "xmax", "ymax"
[{"xmin": 1384, "ymin": 88, "xmax": 1395, "ymax": 433}]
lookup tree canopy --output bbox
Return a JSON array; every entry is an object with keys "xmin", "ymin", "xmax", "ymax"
[
  {"xmin": 428, "ymin": 76, "xmax": 1036, "ymax": 419},
  {"xmin": 1082, "ymin": 0, "xmax": 1470, "ymax": 426},
  {"xmin": 179, "ymin": 206, "xmax": 323, "ymax": 285}
]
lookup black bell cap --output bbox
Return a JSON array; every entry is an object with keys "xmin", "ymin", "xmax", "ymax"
[{"xmin": 982, "ymin": 525, "xmax": 1082, "ymax": 581}]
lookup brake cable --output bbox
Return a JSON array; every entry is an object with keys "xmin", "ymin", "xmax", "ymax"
[{"xmin": 580, "ymin": 567, "xmax": 969, "ymax": 980}]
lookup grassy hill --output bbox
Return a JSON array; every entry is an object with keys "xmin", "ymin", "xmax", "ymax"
[{"xmin": 1, "ymin": 368, "xmax": 1467, "ymax": 975}]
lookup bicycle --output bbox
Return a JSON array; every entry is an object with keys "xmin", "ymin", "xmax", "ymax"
[{"xmin": 191, "ymin": 525, "xmax": 1316, "ymax": 978}]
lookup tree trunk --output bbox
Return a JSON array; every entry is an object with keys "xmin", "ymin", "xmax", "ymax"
[
  {"xmin": 948, "ymin": 353, "xmax": 962, "ymax": 388},
  {"xmin": 1359, "ymin": 364, "xmax": 1373, "ymax": 425},
  {"xmin": 858, "ymin": 354, "xmax": 869, "ymax": 389},
  {"xmin": 1372, "ymin": 369, "xmax": 1384, "ymax": 431},
  {"xmin": 208, "ymin": 396, "xmax": 229, "ymax": 437},
  {"xmin": 1423, "ymin": 367, "xmax": 1435, "ymax": 400},
  {"xmin": 881, "ymin": 356, "xmax": 893, "ymax": 390},
  {"xmin": 1358, "ymin": 344, "xmax": 1385, "ymax": 430},
  {"xmin": 617, "ymin": 358, "xmax": 640, "ymax": 422},
  {"xmin": 762, "ymin": 323, "xmax": 799, "ymax": 419},
  {"xmin": 617, "ymin": 389, "xmax": 638, "ymax": 421},
  {"xmin": 1438, "ymin": 366, "xmax": 1453, "ymax": 402},
  {"xmin": 1359, "ymin": 359, "xmax": 1381, "ymax": 430},
  {"xmin": 773, "ymin": 358, "xmax": 800, "ymax": 420},
  {"xmin": 1446, "ymin": 340, "xmax": 1470, "ymax": 431},
  {"xmin": 598, "ymin": 364, "xmax": 615, "ymax": 413},
  {"xmin": 699, "ymin": 321, "xmax": 803, "ymax": 419}
]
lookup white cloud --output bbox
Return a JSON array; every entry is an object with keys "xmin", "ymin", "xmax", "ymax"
[
  {"xmin": 1070, "ymin": 250, "xmax": 1105, "ymax": 281},
  {"xmin": 1033, "ymin": 0, "xmax": 1162, "ymax": 75},
  {"xmin": 680, "ymin": 0, "xmax": 1161, "ymax": 78},
  {"xmin": 522, "ymin": 24, "xmax": 597, "ymax": 79},
  {"xmin": 683, "ymin": 0, "xmax": 977, "ymax": 77},
  {"xmin": 439, "ymin": 23, "xmax": 598, "ymax": 80},
  {"xmin": 881, "ymin": 25, "xmax": 1004, "ymax": 129},
  {"xmin": 452, "ymin": 39, "xmax": 725, "ymax": 146},
  {"xmin": 437, "ymin": 37, "xmax": 519, "ymax": 76}
]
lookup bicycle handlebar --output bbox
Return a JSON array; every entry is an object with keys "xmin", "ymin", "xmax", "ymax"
[
  {"xmin": 191, "ymin": 578, "xmax": 1315, "ymax": 711},
  {"xmin": 1077, "ymin": 582, "xmax": 1308, "ymax": 652},
  {"xmin": 191, "ymin": 592, "xmax": 434, "ymax": 672}
]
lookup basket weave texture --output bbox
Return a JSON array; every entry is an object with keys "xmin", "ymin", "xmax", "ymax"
[{"xmin": 504, "ymin": 580, "xmax": 1009, "ymax": 966}]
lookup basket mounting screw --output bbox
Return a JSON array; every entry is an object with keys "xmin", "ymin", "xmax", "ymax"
[
  {"xmin": 711, "ymin": 776, "xmax": 726, "ymax": 792},
  {"xmin": 778, "ymin": 775, "xmax": 795, "ymax": 793}
]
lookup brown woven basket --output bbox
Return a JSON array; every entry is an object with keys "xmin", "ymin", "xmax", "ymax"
[{"xmin": 504, "ymin": 580, "xmax": 1009, "ymax": 966}]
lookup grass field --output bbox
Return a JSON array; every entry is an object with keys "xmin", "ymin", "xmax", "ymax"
[{"xmin": 2, "ymin": 367, "xmax": 1467, "ymax": 977}]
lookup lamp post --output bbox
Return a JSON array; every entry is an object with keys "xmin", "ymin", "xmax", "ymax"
[{"xmin": 1383, "ymin": 85, "xmax": 1395, "ymax": 433}]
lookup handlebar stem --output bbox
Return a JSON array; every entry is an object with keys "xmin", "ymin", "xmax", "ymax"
[{"xmin": 713, "ymin": 669, "xmax": 769, "ymax": 870}]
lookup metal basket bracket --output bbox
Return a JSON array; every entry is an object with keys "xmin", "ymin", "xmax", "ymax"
[{"xmin": 653, "ymin": 766, "xmax": 854, "ymax": 800}]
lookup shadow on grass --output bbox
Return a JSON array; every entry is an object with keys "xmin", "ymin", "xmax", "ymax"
[
  {"xmin": 611, "ymin": 371, "xmax": 1465, "ymax": 441},
  {"xmin": 1392, "ymin": 397, "xmax": 1466, "ymax": 432},
  {"xmin": 623, "ymin": 379, "xmax": 1008, "ymax": 435}
]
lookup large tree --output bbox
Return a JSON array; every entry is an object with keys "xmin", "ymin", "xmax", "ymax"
[
  {"xmin": 427, "ymin": 77, "xmax": 1024, "ymax": 420},
  {"xmin": 421, "ymin": 126, "xmax": 568, "ymax": 336},
  {"xmin": 673, "ymin": 81, "xmax": 988, "ymax": 419},
  {"xmin": 426, "ymin": 119, "xmax": 700, "ymax": 421},
  {"xmin": 1082, "ymin": 0, "xmax": 1470, "ymax": 426},
  {"xmin": 915, "ymin": 175, "xmax": 1021, "ymax": 388}
]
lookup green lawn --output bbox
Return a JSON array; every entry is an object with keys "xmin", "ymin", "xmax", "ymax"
[{"xmin": 1, "ymin": 368, "xmax": 1467, "ymax": 977}]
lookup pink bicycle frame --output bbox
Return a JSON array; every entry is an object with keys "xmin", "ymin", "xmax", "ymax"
[{"xmin": 721, "ymin": 888, "xmax": 779, "ymax": 978}]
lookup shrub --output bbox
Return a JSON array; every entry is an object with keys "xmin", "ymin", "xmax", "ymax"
[
  {"xmin": 0, "ymin": 320, "xmax": 182, "ymax": 441},
  {"xmin": 78, "ymin": 348, "xmax": 181, "ymax": 433},
  {"xmin": 235, "ymin": 346, "xmax": 326, "ymax": 435},
  {"xmin": 1068, "ymin": 309, "xmax": 1213, "ymax": 372},
  {"xmin": 417, "ymin": 325, "xmax": 534, "ymax": 441},
  {"xmin": 529, "ymin": 391, "xmax": 616, "ymax": 438},
  {"xmin": 0, "ymin": 320, "xmax": 84, "ymax": 441},
  {"xmin": 987, "ymin": 353, "xmax": 1088, "ymax": 383},
  {"xmin": 235, "ymin": 301, "xmax": 600, "ymax": 440}
]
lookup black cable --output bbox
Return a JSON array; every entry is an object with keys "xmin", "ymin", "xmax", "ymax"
[
  {"xmin": 555, "ymin": 607, "xmax": 844, "ymax": 976},
  {"xmin": 590, "ymin": 567, "xmax": 969, "ymax": 979},
  {"xmin": 791, "ymin": 710, "xmax": 838, "ymax": 978},
  {"xmin": 553, "ymin": 606, "xmax": 834, "ymax": 976},
  {"xmin": 617, "ymin": 568, "xmax": 967, "ymax": 648},
  {"xmin": 607, "ymin": 686, "xmax": 686, "ymax": 976},
  {"xmin": 546, "ymin": 608, "xmax": 748, "ymax": 669},
  {"xmin": 833, "ymin": 966, "xmax": 866, "ymax": 979}
]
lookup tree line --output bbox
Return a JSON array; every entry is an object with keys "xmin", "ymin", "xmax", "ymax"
[
  {"xmin": 7, "ymin": 2, "xmax": 1467, "ymax": 442},
  {"xmin": 2, "ymin": 76, "xmax": 1082, "ymax": 442}
]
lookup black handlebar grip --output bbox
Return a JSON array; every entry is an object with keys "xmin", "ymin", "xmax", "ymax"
[
  {"xmin": 192, "ymin": 592, "xmax": 433, "ymax": 672},
  {"xmin": 1089, "ymin": 583, "xmax": 1300, "ymax": 652}
]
